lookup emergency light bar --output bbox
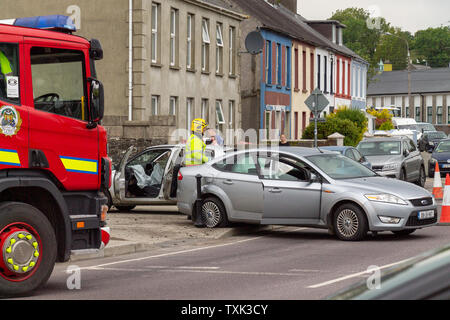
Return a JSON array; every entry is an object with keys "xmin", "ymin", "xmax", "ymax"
[{"xmin": 0, "ymin": 15, "xmax": 76, "ymax": 33}]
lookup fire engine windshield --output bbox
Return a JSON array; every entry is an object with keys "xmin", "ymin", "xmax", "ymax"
[
  {"xmin": 0, "ymin": 43, "xmax": 20, "ymax": 104},
  {"xmin": 31, "ymin": 47, "xmax": 87, "ymax": 121}
]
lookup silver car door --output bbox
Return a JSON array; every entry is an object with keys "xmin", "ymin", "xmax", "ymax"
[
  {"xmin": 211, "ymin": 153, "xmax": 263, "ymax": 221},
  {"xmin": 259, "ymin": 154, "xmax": 321, "ymax": 220},
  {"xmin": 117, "ymin": 146, "xmax": 137, "ymax": 201}
]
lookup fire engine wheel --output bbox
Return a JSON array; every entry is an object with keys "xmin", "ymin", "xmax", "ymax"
[{"xmin": 0, "ymin": 202, "xmax": 57, "ymax": 297}]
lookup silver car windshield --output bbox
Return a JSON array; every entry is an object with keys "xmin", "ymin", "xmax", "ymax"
[
  {"xmin": 357, "ymin": 141, "xmax": 401, "ymax": 156},
  {"xmin": 306, "ymin": 154, "xmax": 377, "ymax": 180},
  {"xmin": 398, "ymin": 124, "xmax": 418, "ymax": 131}
]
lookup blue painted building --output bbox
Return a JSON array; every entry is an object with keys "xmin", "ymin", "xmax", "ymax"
[
  {"xmin": 351, "ymin": 59, "xmax": 369, "ymax": 110},
  {"xmin": 260, "ymin": 28, "xmax": 292, "ymax": 139}
]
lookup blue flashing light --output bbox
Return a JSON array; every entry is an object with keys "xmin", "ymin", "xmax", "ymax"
[{"xmin": 13, "ymin": 15, "xmax": 76, "ymax": 32}]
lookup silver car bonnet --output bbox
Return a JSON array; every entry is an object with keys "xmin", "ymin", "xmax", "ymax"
[
  {"xmin": 364, "ymin": 155, "xmax": 403, "ymax": 166},
  {"xmin": 334, "ymin": 176, "xmax": 431, "ymax": 200}
]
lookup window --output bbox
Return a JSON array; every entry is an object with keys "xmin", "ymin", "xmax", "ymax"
[
  {"xmin": 213, "ymin": 153, "xmax": 258, "ymax": 175},
  {"xmin": 415, "ymin": 106, "xmax": 421, "ymax": 122},
  {"xmin": 31, "ymin": 47, "xmax": 86, "ymax": 120},
  {"xmin": 228, "ymin": 100, "xmax": 234, "ymax": 129},
  {"xmin": 201, "ymin": 99, "xmax": 209, "ymax": 121},
  {"xmin": 201, "ymin": 18, "xmax": 210, "ymax": 72},
  {"xmin": 294, "ymin": 48, "xmax": 299, "ymax": 90},
  {"xmin": 324, "ymin": 56, "xmax": 327, "ymax": 93},
  {"xmin": 151, "ymin": 3, "xmax": 160, "ymax": 64},
  {"xmin": 427, "ymin": 106, "xmax": 433, "ymax": 124},
  {"xmin": 151, "ymin": 95, "xmax": 159, "ymax": 115},
  {"xmin": 169, "ymin": 8, "xmax": 178, "ymax": 67},
  {"xmin": 169, "ymin": 96, "xmax": 177, "ymax": 116},
  {"xmin": 258, "ymin": 156, "xmax": 310, "ymax": 181},
  {"xmin": 0, "ymin": 43, "xmax": 20, "ymax": 104},
  {"xmin": 330, "ymin": 58, "xmax": 334, "ymax": 94},
  {"xmin": 265, "ymin": 41, "xmax": 271, "ymax": 84},
  {"xmin": 317, "ymin": 54, "xmax": 321, "ymax": 90},
  {"xmin": 276, "ymin": 44, "xmax": 281, "ymax": 85},
  {"xmin": 215, "ymin": 23, "xmax": 223, "ymax": 74},
  {"xmin": 285, "ymin": 47, "xmax": 290, "ymax": 88},
  {"xmin": 215, "ymin": 100, "xmax": 225, "ymax": 128},
  {"xmin": 302, "ymin": 50, "xmax": 307, "ymax": 91},
  {"xmin": 186, "ymin": 14, "xmax": 194, "ymax": 69},
  {"xmin": 310, "ymin": 52, "xmax": 314, "ymax": 91},
  {"xmin": 229, "ymin": 26, "xmax": 236, "ymax": 76},
  {"xmin": 186, "ymin": 98, "xmax": 194, "ymax": 129},
  {"xmin": 448, "ymin": 106, "xmax": 450, "ymax": 125},
  {"xmin": 437, "ymin": 106, "xmax": 443, "ymax": 124}
]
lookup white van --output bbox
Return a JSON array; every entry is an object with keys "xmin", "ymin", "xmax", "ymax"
[{"xmin": 391, "ymin": 118, "xmax": 422, "ymax": 141}]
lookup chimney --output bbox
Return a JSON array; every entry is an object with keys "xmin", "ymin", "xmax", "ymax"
[{"xmin": 278, "ymin": 0, "xmax": 298, "ymax": 14}]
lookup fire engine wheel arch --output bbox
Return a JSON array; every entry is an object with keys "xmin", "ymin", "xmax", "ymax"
[
  {"xmin": 0, "ymin": 174, "xmax": 72, "ymax": 262},
  {"xmin": 0, "ymin": 202, "xmax": 57, "ymax": 297}
]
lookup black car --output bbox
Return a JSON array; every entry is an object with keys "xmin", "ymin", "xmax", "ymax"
[
  {"xmin": 418, "ymin": 131, "xmax": 447, "ymax": 152},
  {"xmin": 328, "ymin": 243, "xmax": 450, "ymax": 300},
  {"xmin": 428, "ymin": 139, "xmax": 450, "ymax": 177}
]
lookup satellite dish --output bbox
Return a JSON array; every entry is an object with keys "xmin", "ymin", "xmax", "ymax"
[{"xmin": 245, "ymin": 31, "xmax": 264, "ymax": 55}]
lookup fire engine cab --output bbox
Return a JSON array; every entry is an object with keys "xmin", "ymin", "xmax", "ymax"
[{"xmin": 0, "ymin": 15, "xmax": 111, "ymax": 296}]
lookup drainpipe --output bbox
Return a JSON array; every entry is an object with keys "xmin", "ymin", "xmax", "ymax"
[{"xmin": 128, "ymin": 0, "xmax": 133, "ymax": 121}]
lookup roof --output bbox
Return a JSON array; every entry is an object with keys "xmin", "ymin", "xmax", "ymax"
[
  {"xmin": 367, "ymin": 68, "xmax": 450, "ymax": 96},
  {"xmin": 0, "ymin": 23, "xmax": 89, "ymax": 45},
  {"xmin": 229, "ymin": 0, "xmax": 366, "ymax": 62},
  {"xmin": 361, "ymin": 136, "xmax": 410, "ymax": 142}
]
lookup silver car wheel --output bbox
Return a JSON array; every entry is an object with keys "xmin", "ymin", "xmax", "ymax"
[
  {"xmin": 336, "ymin": 209, "xmax": 359, "ymax": 238},
  {"xmin": 202, "ymin": 201, "xmax": 221, "ymax": 228}
]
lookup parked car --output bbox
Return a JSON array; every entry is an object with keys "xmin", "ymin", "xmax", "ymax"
[
  {"xmin": 418, "ymin": 131, "xmax": 447, "ymax": 152},
  {"xmin": 106, "ymin": 144, "xmax": 229, "ymax": 211},
  {"xmin": 320, "ymin": 146, "xmax": 372, "ymax": 169},
  {"xmin": 177, "ymin": 147, "xmax": 437, "ymax": 241},
  {"xmin": 416, "ymin": 122, "xmax": 437, "ymax": 134},
  {"xmin": 356, "ymin": 136, "xmax": 425, "ymax": 187},
  {"xmin": 328, "ymin": 243, "xmax": 450, "ymax": 299},
  {"xmin": 428, "ymin": 139, "xmax": 450, "ymax": 178}
]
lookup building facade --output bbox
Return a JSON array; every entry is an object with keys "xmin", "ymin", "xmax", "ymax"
[
  {"xmin": 1, "ymin": 0, "xmax": 245, "ymax": 160},
  {"xmin": 367, "ymin": 68, "xmax": 450, "ymax": 133},
  {"xmin": 351, "ymin": 59, "xmax": 369, "ymax": 110}
]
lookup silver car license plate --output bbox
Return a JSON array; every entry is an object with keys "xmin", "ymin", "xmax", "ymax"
[{"xmin": 418, "ymin": 210, "xmax": 435, "ymax": 220}]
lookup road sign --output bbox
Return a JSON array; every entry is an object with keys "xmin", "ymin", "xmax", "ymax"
[
  {"xmin": 304, "ymin": 89, "xmax": 329, "ymax": 148},
  {"xmin": 305, "ymin": 88, "xmax": 329, "ymax": 114}
]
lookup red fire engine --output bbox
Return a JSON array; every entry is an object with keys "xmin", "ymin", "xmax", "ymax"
[{"xmin": 0, "ymin": 15, "xmax": 111, "ymax": 296}]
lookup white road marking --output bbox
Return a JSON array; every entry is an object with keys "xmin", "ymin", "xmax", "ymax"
[
  {"xmin": 307, "ymin": 257, "xmax": 413, "ymax": 289},
  {"xmin": 289, "ymin": 269, "xmax": 322, "ymax": 273},
  {"xmin": 79, "ymin": 227, "xmax": 309, "ymax": 271}
]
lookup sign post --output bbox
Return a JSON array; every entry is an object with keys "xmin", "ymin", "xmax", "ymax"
[{"xmin": 305, "ymin": 89, "xmax": 329, "ymax": 147}]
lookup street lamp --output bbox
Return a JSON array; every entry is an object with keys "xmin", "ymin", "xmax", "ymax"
[{"xmin": 383, "ymin": 32, "xmax": 412, "ymax": 120}]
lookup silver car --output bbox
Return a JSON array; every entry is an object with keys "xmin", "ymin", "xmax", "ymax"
[
  {"xmin": 106, "ymin": 144, "xmax": 228, "ymax": 211},
  {"xmin": 177, "ymin": 147, "xmax": 437, "ymax": 241},
  {"xmin": 357, "ymin": 136, "xmax": 426, "ymax": 187}
]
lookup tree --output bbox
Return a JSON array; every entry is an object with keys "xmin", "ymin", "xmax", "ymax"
[
  {"xmin": 329, "ymin": 107, "xmax": 368, "ymax": 142},
  {"xmin": 412, "ymin": 27, "xmax": 450, "ymax": 68},
  {"xmin": 330, "ymin": 8, "xmax": 391, "ymax": 77},
  {"xmin": 374, "ymin": 28, "xmax": 413, "ymax": 70},
  {"xmin": 302, "ymin": 117, "xmax": 361, "ymax": 147}
]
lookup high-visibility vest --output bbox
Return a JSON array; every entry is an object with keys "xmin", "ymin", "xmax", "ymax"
[
  {"xmin": 185, "ymin": 134, "xmax": 208, "ymax": 166},
  {"xmin": 0, "ymin": 52, "xmax": 12, "ymax": 75}
]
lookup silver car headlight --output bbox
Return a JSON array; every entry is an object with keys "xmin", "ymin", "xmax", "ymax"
[
  {"xmin": 382, "ymin": 163, "xmax": 400, "ymax": 171},
  {"xmin": 365, "ymin": 193, "xmax": 408, "ymax": 205}
]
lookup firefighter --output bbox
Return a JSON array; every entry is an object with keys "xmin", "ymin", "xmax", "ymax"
[
  {"xmin": 185, "ymin": 118, "xmax": 208, "ymax": 227},
  {"xmin": 185, "ymin": 118, "xmax": 209, "ymax": 166},
  {"xmin": 0, "ymin": 50, "xmax": 13, "ymax": 76}
]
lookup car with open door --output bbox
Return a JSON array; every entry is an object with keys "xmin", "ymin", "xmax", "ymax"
[{"xmin": 106, "ymin": 144, "xmax": 228, "ymax": 211}]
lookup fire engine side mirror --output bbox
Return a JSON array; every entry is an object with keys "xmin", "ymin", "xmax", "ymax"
[{"xmin": 90, "ymin": 79, "xmax": 104, "ymax": 124}]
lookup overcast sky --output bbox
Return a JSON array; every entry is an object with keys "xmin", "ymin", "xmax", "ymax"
[{"xmin": 297, "ymin": 0, "xmax": 450, "ymax": 34}]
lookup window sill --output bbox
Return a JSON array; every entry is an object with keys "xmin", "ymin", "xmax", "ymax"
[
  {"xmin": 215, "ymin": 72, "xmax": 224, "ymax": 78},
  {"xmin": 302, "ymin": 89, "xmax": 308, "ymax": 94},
  {"xmin": 276, "ymin": 85, "xmax": 282, "ymax": 89},
  {"xmin": 201, "ymin": 70, "xmax": 210, "ymax": 75},
  {"xmin": 228, "ymin": 74, "xmax": 237, "ymax": 79},
  {"xmin": 294, "ymin": 88, "xmax": 300, "ymax": 92},
  {"xmin": 169, "ymin": 65, "xmax": 180, "ymax": 71},
  {"xmin": 186, "ymin": 68, "xmax": 196, "ymax": 73},
  {"xmin": 151, "ymin": 62, "xmax": 163, "ymax": 68}
]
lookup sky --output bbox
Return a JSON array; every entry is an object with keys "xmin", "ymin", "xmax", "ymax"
[{"xmin": 297, "ymin": 0, "xmax": 450, "ymax": 34}]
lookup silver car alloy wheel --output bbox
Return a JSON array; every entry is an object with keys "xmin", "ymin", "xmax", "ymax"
[
  {"xmin": 336, "ymin": 209, "xmax": 359, "ymax": 238},
  {"xmin": 202, "ymin": 201, "xmax": 221, "ymax": 228}
]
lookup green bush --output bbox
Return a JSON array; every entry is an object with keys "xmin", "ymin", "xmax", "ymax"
[
  {"xmin": 379, "ymin": 121, "xmax": 394, "ymax": 130},
  {"xmin": 330, "ymin": 107, "xmax": 368, "ymax": 142},
  {"xmin": 302, "ymin": 117, "xmax": 361, "ymax": 147}
]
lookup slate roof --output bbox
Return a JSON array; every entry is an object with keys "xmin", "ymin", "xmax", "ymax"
[
  {"xmin": 367, "ymin": 68, "xmax": 450, "ymax": 96},
  {"xmin": 229, "ymin": 0, "xmax": 366, "ymax": 62}
]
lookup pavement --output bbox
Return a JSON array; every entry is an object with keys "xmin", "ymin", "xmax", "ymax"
[{"xmin": 70, "ymin": 167, "xmax": 447, "ymax": 263}]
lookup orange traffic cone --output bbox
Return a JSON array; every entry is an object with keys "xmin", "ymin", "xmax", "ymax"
[
  {"xmin": 439, "ymin": 174, "xmax": 450, "ymax": 225},
  {"xmin": 432, "ymin": 162, "xmax": 443, "ymax": 199}
]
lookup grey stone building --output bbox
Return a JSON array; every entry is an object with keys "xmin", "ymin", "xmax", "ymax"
[
  {"xmin": 1, "ymin": 0, "xmax": 245, "ymax": 162},
  {"xmin": 367, "ymin": 68, "xmax": 450, "ymax": 133}
]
